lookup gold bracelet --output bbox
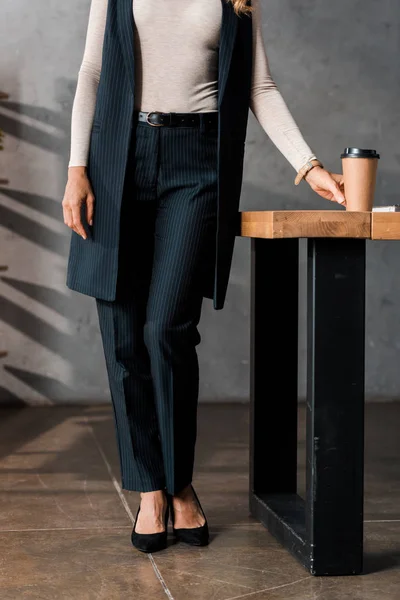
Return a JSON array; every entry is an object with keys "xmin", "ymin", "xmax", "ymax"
[{"xmin": 294, "ymin": 159, "xmax": 324, "ymax": 186}]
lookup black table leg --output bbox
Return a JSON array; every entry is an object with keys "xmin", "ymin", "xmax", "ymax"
[
  {"xmin": 249, "ymin": 237, "xmax": 366, "ymax": 576},
  {"xmin": 249, "ymin": 238, "xmax": 303, "ymax": 551},
  {"xmin": 306, "ymin": 238, "xmax": 365, "ymax": 575}
]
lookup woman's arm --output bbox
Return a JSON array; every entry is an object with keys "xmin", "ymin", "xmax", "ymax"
[
  {"xmin": 68, "ymin": 0, "xmax": 108, "ymax": 167},
  {"xmin": 63, "ymin": 0, "xmax": 108, "ymax": 239}
]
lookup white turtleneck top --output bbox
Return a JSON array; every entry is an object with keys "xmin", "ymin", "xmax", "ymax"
[{"xmin": 69, "ymin": 0, "xmax": 318, "ymax": 171}]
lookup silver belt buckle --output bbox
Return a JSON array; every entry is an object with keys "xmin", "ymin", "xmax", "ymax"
[{"xmin": 146, "ymin": 111, "xmax": 164, "ymax": 127}]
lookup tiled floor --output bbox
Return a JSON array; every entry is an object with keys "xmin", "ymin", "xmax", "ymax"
[{"xmin": 0, "ymin": 403, "xmax": 399, "ymax": 599}]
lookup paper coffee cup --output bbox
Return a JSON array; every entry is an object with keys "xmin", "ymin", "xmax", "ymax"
[{"xmin": 341, "ymin": 148, "xmax": 380, "ymax": 211}]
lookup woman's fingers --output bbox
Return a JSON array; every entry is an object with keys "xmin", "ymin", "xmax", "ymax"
[
  {"xmin": 62, "ymin": 172, "xmax": 94, "ymax": 239},
  {"xmin": 62, "ymin": 204, "xmax": 73, "ymax": 229},
  {"xmin": 86, "ymin": 194, "xmax": 95, "ymax": 227},
  {"xmin": 71, "ymin": 205, "xmax": 87, "ymax": 239},
  {"xmin": 331, "ymin": 184, "xmax": 346, "ymax": 205},
  {"xmin": 331, "ymin": 172, "xmax": 344, "ymax": 187},
  {"xmin": 63, "ymin": 197, "xmax": 86, "ymax": 238},
  {"xmin": 63, "ymin": 203, "xmax": 82, "ymax": 237},
  {"xmin": 305, "ymin": 168, "xmax": 347, "ymax": 207},
  {"xmin": 330, "ymin": 173, "xmax": 346, "ymax": 205},
  {"xmin": 326, "ymin": 178, "xmax": 345, "ymax": 205}
]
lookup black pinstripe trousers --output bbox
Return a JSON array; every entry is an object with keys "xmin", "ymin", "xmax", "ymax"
[{"xmin": 95, "ymin": 113, "xmax": 218, "ymax": 495}]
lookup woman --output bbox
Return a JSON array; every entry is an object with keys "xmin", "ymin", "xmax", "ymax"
[{"xmin": 62, "ymin": 0, "xmax": 346, "ymax": 553}]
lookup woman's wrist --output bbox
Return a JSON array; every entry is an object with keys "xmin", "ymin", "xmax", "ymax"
[
  {"xmin": 295, "ymin": 158, "xmax": 324, "ymax": 185},
  {"xmin": 68, "ymin": 165, "xmax": 88, "ymax": 179},
  {"xmin": 304, "ymin": 159, "xmax": 324, "ymax": 181}
]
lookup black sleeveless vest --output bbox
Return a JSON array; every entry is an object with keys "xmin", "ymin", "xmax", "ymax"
[{"xmin": 66, "ymin": 0, "xmax": 253, "ymax": 310}]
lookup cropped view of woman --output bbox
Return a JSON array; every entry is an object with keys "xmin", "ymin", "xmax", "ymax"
[{"xmin": 62, "ymin": 0, "xmax": 346, "ymax": 554}]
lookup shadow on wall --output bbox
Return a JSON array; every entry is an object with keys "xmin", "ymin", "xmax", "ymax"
[{"xmin": 0, "ymin": 78, "xmax": 83, "ymax": 404}]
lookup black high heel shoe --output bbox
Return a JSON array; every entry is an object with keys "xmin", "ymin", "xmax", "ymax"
[
  {"xmin": 168, "ymin": 484, "xmax": 209, "ymax": 546},
  {"xmin": 131, "ymin": 498, "xmax": 169, "ymax": 553}
]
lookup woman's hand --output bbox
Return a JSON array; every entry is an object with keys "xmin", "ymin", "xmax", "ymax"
[
  {"xmin": 304, "ymin": 166, "xmax": 346, "ymax": 207},
  {"xmin": 62, "ymin": 167, "xmax": 95, "ymax": 240}
]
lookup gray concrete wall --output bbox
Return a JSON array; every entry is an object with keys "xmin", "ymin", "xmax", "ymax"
[{"xmin": 1, "ymin": 0, "xmax": 399, "ymax": 404}]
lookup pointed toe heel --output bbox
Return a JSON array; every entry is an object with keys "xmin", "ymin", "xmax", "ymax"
[
  {"xmin": 131, "ymin": 501, "xmax": 169, "ymax": 553},
  {"xmin": 168, "ymin": 484, "xmax": 209, "ymax": 546}
]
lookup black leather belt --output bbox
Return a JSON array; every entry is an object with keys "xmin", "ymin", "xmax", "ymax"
[{"xmin": 136, "ymin": 110, "xmax": 218, "ymax": 129}]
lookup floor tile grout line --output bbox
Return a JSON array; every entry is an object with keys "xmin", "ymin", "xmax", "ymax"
[
  {"xmin": 364, "ymin": 519, "xmax": 400, "ymax": 523},
  {"xmin": 85, "ymin": 416, "xmax": 175, "ymax": 600},
  {"xmin": 148, "ymin": 555, "xmax": 175, "ymax": 600},
  {"xmin": 224, "ymin": 576, "xmax": 313, "ymax": 600}
]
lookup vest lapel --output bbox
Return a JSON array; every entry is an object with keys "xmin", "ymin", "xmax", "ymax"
[
  {"xmin": 218, "ymin": 0, "xmax": 238, "ymax": 108},
  {"xmin": 117, "ymin": 0, "xmax": 136, "ymax": 97}
]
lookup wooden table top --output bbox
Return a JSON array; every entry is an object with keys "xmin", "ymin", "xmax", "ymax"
[{"xmin": 240, "ymin": 210, "xmax": 400, "ymax": 240}]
